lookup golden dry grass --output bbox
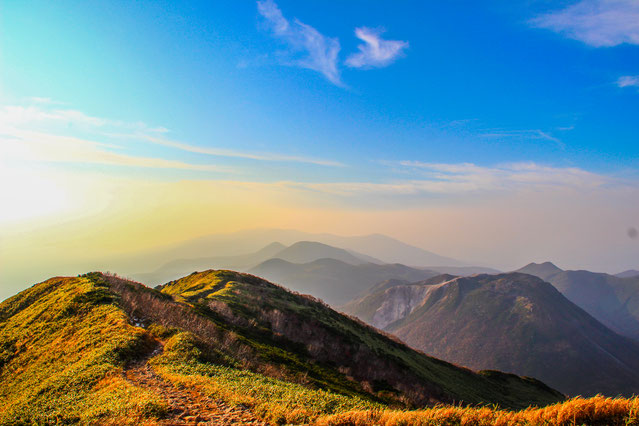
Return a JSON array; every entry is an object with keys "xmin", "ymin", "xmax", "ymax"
[{"xmin": 315, "ymin": 395, "xmax": 639, "ymax": 426}]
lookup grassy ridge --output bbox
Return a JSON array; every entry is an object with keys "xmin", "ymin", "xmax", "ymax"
[
  {"xmin": 160, "ymin": 270, "xmax": 564, "ymax": 409},
  {"xmin": 0, "ymin": 275, "xmax": 166, "ymax": 425},
  {"xmin": 151, "ymin": 331, "xmax": 382, "ymax": 425},
  {"xmin": 4, "ymin": 271, "xmax": 622, "ymax": 425}
]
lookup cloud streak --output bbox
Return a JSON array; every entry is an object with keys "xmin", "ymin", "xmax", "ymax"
[
  {"xmin": 255, "ymin": 161, "xmax": 616, "ymax": 202},
  {"xmin": 139, "ymin": 134, "xmax": 344, "ymax": 167},
  {"xmin": 1, "ymin": 128, "xmax": 228, "ymax": 172},
  {"xmin": 345, "ymin": 27, "xmax": 408, "ymax": 68},
  {"xmin": 530, "ymin": 0, "xmax": 639, "ymax": 47},
  {"xmin": 0, "ymin": 102, "xmax": 342, "ymax": 169},
  {"xmin": 257, "ymin": 0, "xmax": 342, "ymax": 85},
  {"xmin": 480, "ymin": 128, "xmax": 565, "ymax": 148},
  {"xmin": 617, "ymin": 75, "xmax": 639, "ymax": 88},
  {"xmin": 400, "ymin": 161, "xmax": 608, "ymax": 187}
]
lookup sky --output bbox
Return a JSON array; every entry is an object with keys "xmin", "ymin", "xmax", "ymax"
[{"xmin": 1, "ymin": 0, "xmax": 639, "ymax": 299}]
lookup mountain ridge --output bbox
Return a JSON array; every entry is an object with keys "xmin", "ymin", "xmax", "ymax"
[
  {"xmin": 516, "ymin": 264, "xmax": 639, "ymax": 340},
  {"xmin": 345, "ymin": 272, "xmax": 639, "ymax": 396},
  {"xmin": 249, "ymin": 258, "xmax": 441, "ymax": 305},
  {"xmin": 0, "ymin": 270, "xmax": 564, "ymax": 424}
]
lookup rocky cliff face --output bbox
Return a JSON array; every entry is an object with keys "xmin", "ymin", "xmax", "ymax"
[{"xmin": 371, "ymin": 284, "xmax": 440, "ymax": 328}]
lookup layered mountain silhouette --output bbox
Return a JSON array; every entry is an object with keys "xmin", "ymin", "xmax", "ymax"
[
  {"xmin": 114, "ymin": 229, "xmax": 466, "ymax": 279},
  {"xmin": 133, "ymin": 241, "xmax": 379, "ymax": 286},
  {"xmin": 263, "ymin": 241, "xmax": 381, "ymax": 265},
  {"xmin": 0, "ymin": 271, "xmax": 563, "ymax": 424},
  {"xmin": 249, "ymin": 258, "xmax": 440, "ymax": 305},
  {"xmin": 344, "ymin": 272, "xmax": 639, "ymax": 396},
  {"xmin": 516, "ymin": 262, "xmax": 639, "ymax": 340}
]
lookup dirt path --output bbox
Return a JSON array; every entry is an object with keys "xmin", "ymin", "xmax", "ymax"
[{"xmin": 124, "ymin": 343, "xmax": 268, "ymax": 426}]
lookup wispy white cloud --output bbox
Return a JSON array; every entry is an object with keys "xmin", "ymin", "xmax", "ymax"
[
  {"xmin": 0, "ymin": 102, "xmax": 342, "ymax": 168},
  {"xmin": 1, "ymin": 105, "xmax": 109, "ymax": 127},
  {"xmin": 0, "ymin": 104, "xmax": 219, "ymax": 172},
  {"xmin": 479, "ymin": 128, "xmax": 565, "ymax": 148},
  {"xmin": 139, "ymin": 134, "xmax": 344, "ymax": 167},
  {"xmin": 1, "ymin": 128, "xmax": 228, "ymax": 172},
  {"xmin": 530, "ymin": 0, "xmax": 639, "ymax": 47},
  {"xmin": 257, "ymin": 0, "xmax": 342, "ymax": 85},
  {"xmin": 379, "ymin": 161, "xmax": 611, "ymax": 194},
  {"xmin": 251, "ymin": 162, "xmax": 614, "ymax": 202},
  {"xmin": 617, "ymin": 75, "xmax": 639, "ymax": 88},
  {"xmin": 345, "ymin": 27, "xmax": 408, "ymax": 68}
]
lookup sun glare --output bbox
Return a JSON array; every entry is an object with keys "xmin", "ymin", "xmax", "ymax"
[{"xmin": 0, "ymin": 165, "xmax": 71, "ymax": 224}]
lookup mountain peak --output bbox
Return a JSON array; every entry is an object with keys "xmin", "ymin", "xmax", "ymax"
[
  {"xmin": 516, "ymin": 261, "xmax": 563, "ymax": 280},
  {"xmin": 382, "ymin": 272, "xmax": 639, "ymax": 397},
  {"xmin": 271, "ymin": 240, "xmax": 373, "ymax": 265}
]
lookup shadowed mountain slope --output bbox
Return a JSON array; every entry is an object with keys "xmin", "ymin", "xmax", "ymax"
[
  {"xmin": 616, "ymin": 270, "xmax": 639, "ymax": 279},
  {"xmin": 376, "ymin": 273, "xmax": 639, "ymax": 397},
  {"xmin": 516, "ymin": 264, "xmax": 639, "ymax": 340},
  {"xmin": 249, "ymin": 258, "xmax": 441, "ymax": 306},
  {"xmin": 0, "ymin": 271, "xmax": 564, "ymax": 424}
]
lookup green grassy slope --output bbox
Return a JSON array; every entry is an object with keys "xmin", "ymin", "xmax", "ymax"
[
  {"xmin": 0, "ymin": 275, "xmax": 166, "ymax": 425},
  {"xmin": 158, "ymin": 270, "xmax": 563, "ymax": 409},
  {"xmin": 1, "ymin": 270, "xmax": 564, "ymax": 425}
]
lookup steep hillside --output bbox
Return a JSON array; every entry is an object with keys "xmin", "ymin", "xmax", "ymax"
[
  {"xmin": 156, "ymin": 270, "xmax": 562, "ymax": 409},
  {"xmin": 381, "ymin": 273, "xmax": 639, "ymax": 396},
  {"xmin": 0, "ymin": 276, "xmax": 166, "ymax": 424},
  {"xmin": 517, "ymin": 265, "xmax": 639, "ymax": 340},
  {"xmin": 249, "ymin": 258, "xmax": 440, "ymax": 305},
  {"xmin": 0, "ymin": 271, "xmax": 564, "ymax": 424}
]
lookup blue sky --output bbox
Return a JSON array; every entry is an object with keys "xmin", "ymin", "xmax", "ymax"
[
  {"xmin": 2, "ymin": 0, "xmax": 638, "ymax": 178},
  {"xmin": 1, "ymin": 1, "xmax": 639, "ymax": 293}
]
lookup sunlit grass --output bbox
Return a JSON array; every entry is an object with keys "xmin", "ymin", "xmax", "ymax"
[
  {"xmin": 151, "ymin": 331, "xmax": 382, "ymax": 425},
  {"xmin": 0, "ymin": 275, "xmax": 167, "ymax": 425},
  {"xmin": 3, "ymin": 273, "xmax": 638, "ymax": 426},
  {"xmin": 315, "ymin": 395, "xmax": 639, "ymax": 426}
]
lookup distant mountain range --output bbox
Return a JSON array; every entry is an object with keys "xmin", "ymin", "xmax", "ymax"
[
  {"xmin": 131, "ymin": 237, "xmax": 495, "ymax": 307},
  {"xmin": 343, "ymin": 272, "xmax": 639, "ymax": 397},
  {"xmin": 118, "ymin": 229, "xmax": 466, "ymax": 277},
  {"xmin": 249, "ymin": 257, "xmax": 440, "ymax": 306},
  {"xmin": 132, "ymin": 241, "xmax": 380, "ymax": 285},
  {"xmin": 516, "ymin": 262, "xmax": 639, "ymax": 340}
]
